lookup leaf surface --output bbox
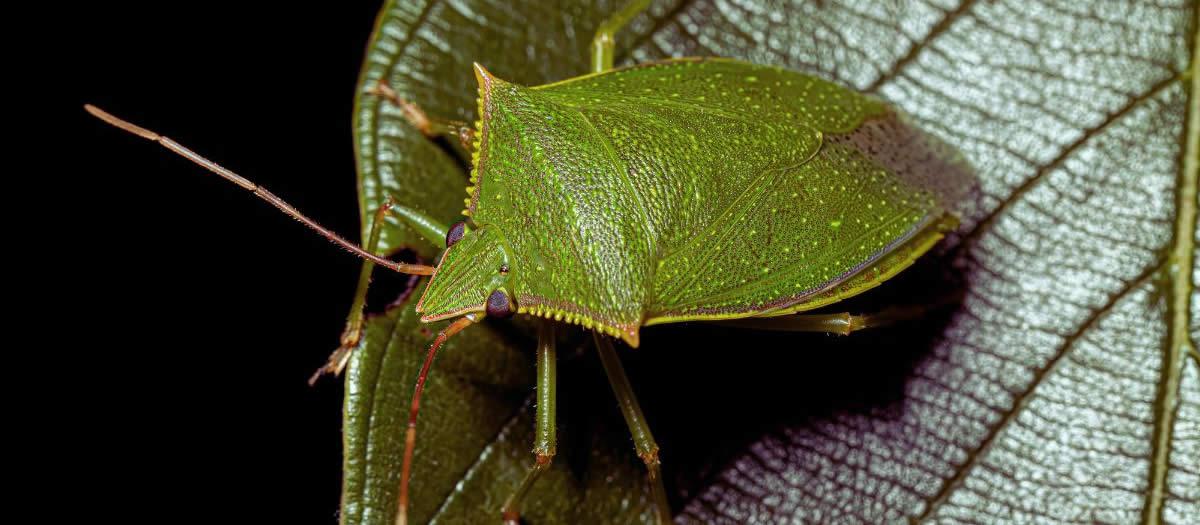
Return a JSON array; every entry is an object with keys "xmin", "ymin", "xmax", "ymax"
[
  {"xmin": 346, "ymin": 1, "xmax": 1199, "ymax": 523},
  {"xmin": 341, "ymin": 295, "xmax": 655, "ymax": 524}
]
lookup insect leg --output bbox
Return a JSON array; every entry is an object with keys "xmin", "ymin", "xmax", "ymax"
[
  {"xmin": 500, "ymin": 321, "xmax": 558, "ymax": 524},
  {"xmin": 716, "ymin": 291, "xmax": 965, "ymax": 335},
  {"xmin": 308, "ymin": 201, "xmax": 449, "ymax": 383},
  {"xmin": 367, "ymin": 80, "xmax": 475, "ymax": 150},
  {"xmin": 590, "ymin": 0, "xmax": 652, "ymax": 72},
  {"xmin": 308, "ymin": 196, "xmax": 397, "ymax": 383},
  {"xmin": 594, "ymin": 334, "xmax": 672, "ymax": 524},
  {"xmin": 389, "ymin": 204, "xmax": 450, "ymax": 249}
]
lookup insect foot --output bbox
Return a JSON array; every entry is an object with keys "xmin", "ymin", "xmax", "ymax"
[{"xmin": 367, "ymin": 79, "xmax": 474, "ymax": 149}]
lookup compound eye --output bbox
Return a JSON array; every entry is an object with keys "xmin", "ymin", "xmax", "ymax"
[
  {"xmin": 445, "ymin": 221, "xmax": 467, "ymax": 247},
  {"xmin": 485, "ymin": 289, "xmax": 515, "ymax": 319}
]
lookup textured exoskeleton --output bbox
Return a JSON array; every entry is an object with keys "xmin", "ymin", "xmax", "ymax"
[{"xmin": 418, "ymin": 58, "xmax": 975, "ymax": 347}]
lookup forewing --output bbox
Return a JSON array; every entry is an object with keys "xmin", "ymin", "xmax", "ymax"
[
  {"xmin": 536, "ymin": 59, "xmax": 975, "ymax": 321},
  {"xmin": 649, "ymin": 138, "xmax": 944, "ymax": 320}
]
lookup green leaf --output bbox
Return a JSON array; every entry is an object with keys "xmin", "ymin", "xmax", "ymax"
[
  {"xmin": 347, "ymin": 0, "xmax": 1198, "ymax": 524},
  {"xmin": 341, "ymin": 295, "xmax": 656, "ymax": 524}
]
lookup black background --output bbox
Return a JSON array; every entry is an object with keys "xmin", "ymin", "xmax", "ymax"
[
  {"xmin": 61, "ymin": 3, "xmax": 957, "ymax": 523},
  {"xmin": 68, "ymin": 3, "xmax": 381, "ymax": 523}
]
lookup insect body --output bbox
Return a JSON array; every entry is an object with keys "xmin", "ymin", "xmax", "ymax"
[
  {"xmin": 421, "ymin": 59, "xmax": 973, "ymax": 348},
  {"xmin": 87, "ymin": 2, "xmax": 975, "ymax": 523}
]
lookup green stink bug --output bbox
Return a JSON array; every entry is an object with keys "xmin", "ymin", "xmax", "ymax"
[{"xmin": 86, "ymin": 0, "xmax": 976, "ymax": 522}]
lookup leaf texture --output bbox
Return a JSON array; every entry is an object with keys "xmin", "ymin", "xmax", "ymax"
[
  {"xmin": 347, "ymin": 0, "xmax": 1199, "ymax": 524},
  {"xmin": 342, "ymin": 296, "xmax": 656, "ymax": 524},
  {"xmin": 619, "ymin": 1, "xmax": 1198, "ymax": 523}
]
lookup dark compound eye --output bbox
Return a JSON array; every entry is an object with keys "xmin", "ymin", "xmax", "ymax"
[
  {"xmin": 485, "ymin": 289, "xmax": 515, "ymax": 319},
  {"xmin": 499, "ymin": 264, "xmax": 509, "ymax": 275},
  {"xmin": 445, "ymin": 221, "xmax": 467, "ymax": 247}
]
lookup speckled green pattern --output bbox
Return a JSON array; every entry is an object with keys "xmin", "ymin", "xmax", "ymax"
[
  {"xmin": 648, "ymin": 139, "xmax": 938, "ymax": 319},
  {"xmin": 416, "ymin": 225, "xmax": 509, "ymax": 320},
  {"xmin": 428, "ymin": 59, "xmax": 962, "ymax": 341},
  {"xmin": 539, "ymin": 59, "xmax": 887, "ymax": 134}
]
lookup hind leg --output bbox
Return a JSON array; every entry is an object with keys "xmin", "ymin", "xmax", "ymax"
[
  {"xmin": 591, "ymin": 0, "xmax": 651, "ymax": 72},
  {"xmin": 715, "ymin": 291, "xmax": 965, "ymax": 336},
  {"xmin": 594, "ymin": 334, "xmax": 672, "ymax": 524}
]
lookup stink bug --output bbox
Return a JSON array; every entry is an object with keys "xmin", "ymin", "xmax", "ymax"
[{"xmin": 86, "ymin": 0, "xmax": 977, "ymax": 522}]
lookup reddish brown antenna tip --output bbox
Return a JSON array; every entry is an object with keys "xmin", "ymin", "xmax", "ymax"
[{"xmin": 84, "ymin": 104, "xmax": 160, "ymax": 141}]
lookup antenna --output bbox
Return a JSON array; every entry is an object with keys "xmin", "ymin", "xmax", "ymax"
[{"xmin": 84, "ymin": 105, "xmax": 435, "ymax": 276}]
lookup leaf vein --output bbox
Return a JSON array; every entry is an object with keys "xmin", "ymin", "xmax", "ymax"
[
  {"xmin": 1144, "ymin": 13, "xmax": 1199, "ymax": 522},
  {"xmin": 428, "ymin": 395, "xmax": 533, "ymax": 523},
  {"xmin": 959, "ymin": 74, "xmax": 1182, "ymax": 249},
  {"xmin": 865, "ymin": 0, "xmax": 981, "ymax": 93},
  {"xmin": 349, "ymin": 311, "xmax": 406, "ymax": 525},
  {"xmin": 913, "ymin": 260, "xmax": 1166, "ymax": 523}
]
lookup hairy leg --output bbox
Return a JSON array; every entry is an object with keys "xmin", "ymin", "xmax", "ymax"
[
  {"xmin": 594, "ymin": 334, "xmax": 672, "ymax": 524},
  {"xmin": 368, "ymin": 79, "xmax": 475, "ymax": 150},
  {"xmin": 308, "ymin": 199, "xmax": 451, "ymax": 383},
  {"xmin": 500, "ymin": 321, "xmax": 558, "ymax": 524}
]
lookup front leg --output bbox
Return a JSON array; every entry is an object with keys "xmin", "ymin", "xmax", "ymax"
[
  {"xmin": 368, "ymin": 80, "xmax": 475, "ymax": 151},
  {"xmin": 308, "ymin": 198, "xmax": 449, "ymax": 383},
  {"xmin": 500, "ymin": 321, "xmax": 558, "ymax": 524}
]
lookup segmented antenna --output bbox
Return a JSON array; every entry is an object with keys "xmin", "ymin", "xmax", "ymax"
[{"xmin": 84, "ymin": 104, "xmax": 435, "ymax": 276}]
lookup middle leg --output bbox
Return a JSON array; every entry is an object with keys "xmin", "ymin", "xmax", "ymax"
[{"xmin": 500, "ymin": 321, "xmax": 558, "ymax": 524}]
